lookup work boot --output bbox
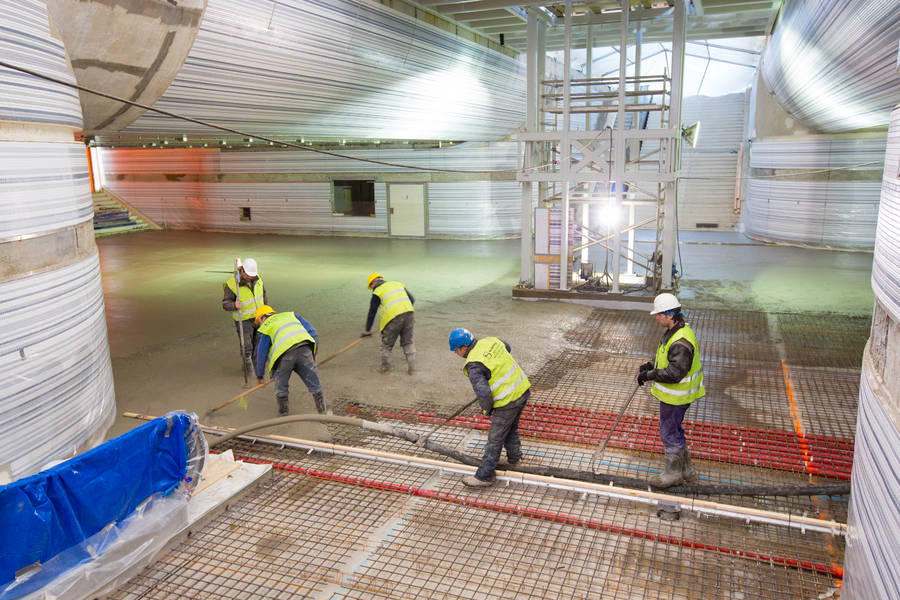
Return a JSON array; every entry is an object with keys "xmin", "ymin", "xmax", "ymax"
[
  {"xmin": 402, "ymin": 344, "xmax": 415, "ymax": 375},
  {"xmin": 313, "ymin": 392, "xmax": 326, "ymax": 414},
  {"xmin": 277, "ymin": 396, "xmax": 289, "ymax": 416},
  {"xmin": 378, "ymin": 357, "xmax": 391, "ymax": 373},
  {"xmin": 500, "ymin": 455, "xmax": 522, "ymax": 469},
  {"xmin": 680, "ymin": 447, "xmax": 698, "ymax": 483},
  {"xmin": 649, "ymin": 452, "xmax": 684, "ymax": 488},
  {"xmin": 462, "ymin": 475, "xmax": 495, "ymax": 488}
]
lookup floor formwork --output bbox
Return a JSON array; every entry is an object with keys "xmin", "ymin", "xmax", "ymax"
[{"xmin": 110, "ymin": 306, "xmax": 862, "ymax": 599}]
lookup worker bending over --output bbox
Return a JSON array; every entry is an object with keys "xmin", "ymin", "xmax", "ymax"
[
  {"xmin": 637, "ymin": 293, "xmax": 704, "ymax": 488},
  {"xmin": 222, "ymin": 258, "xmax": 267, "ymax": 372},
  {"xmin": 254, "ymin": 305, "xmax": 326, "ymax": 416},
  {"xmin": 449, "ymin": 328, "xmax": 530, "ymax": 488},
  {"xmin": 362, "ymin": 273, "xmax": 415, "ymax": 374}
]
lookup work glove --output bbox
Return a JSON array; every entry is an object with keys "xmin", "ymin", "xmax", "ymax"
[
  {"xmin": 639, "ymin": 361, "xmax": 653, "ymax": 374},
  {"xmin": 637, "ymin": 371, "xmax": 651, "ymax": 387}
]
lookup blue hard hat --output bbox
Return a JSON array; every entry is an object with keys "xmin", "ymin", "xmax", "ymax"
[{"xmin": 449, "ymin": 328, "xmax": 474, "ymax": 351}]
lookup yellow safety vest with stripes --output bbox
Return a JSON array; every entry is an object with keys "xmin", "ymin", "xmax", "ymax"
[
  {"xmin": 651, "ymin": 324, "xmax": 704, "ymax": 406},
  {"xmin": 257, "ymin": 312, "xmax": 316, "ymax": 377},
  {"xmin": 373, "ymin": 281, "xmax": 413, "ymax": 331},
  {"xmin": 224, "ymin": 276, "xmax": 265, "ymax": 322},
  {"xmin": 464, "ymin": 337, "xmax": 531, "ymax": 410}
]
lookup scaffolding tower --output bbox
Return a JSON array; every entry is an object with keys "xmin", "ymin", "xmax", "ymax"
[{"xmin": 517, "ymin": 0, "xmax": 686, "ymax": 294}]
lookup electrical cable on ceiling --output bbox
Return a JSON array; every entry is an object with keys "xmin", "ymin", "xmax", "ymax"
[
  {"xmin": 0, "ymin": 60, "xmax": 879, "ymax": 182},
  {"xmin": 0, "ymin": 60, "xmax": 547, "ymax": 175}
]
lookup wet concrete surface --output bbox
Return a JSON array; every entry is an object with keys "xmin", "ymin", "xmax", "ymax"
[
  {"xmin": 100, "ymin": 231, "xmax": 591, "ymax": 442},
  {"xmin": 101, "ymin": 230, "xmax": 874, "ymax": 442}
]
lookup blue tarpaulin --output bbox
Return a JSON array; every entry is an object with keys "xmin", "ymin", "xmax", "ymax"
[{"xmin": 0, "ymin": 413, "xmax": 194, "ymax": 587}]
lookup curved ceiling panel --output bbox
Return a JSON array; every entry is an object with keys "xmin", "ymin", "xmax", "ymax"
[
  {"xmin": 761, "ymin": 0, "xmax": 900, "ymax": 132},
  {"xmin": 122, "ymin": 0, "xmax": 525, "ymax": 142}
]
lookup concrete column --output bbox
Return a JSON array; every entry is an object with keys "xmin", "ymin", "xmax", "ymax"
[
  {"xmin": 559, "ymin": 1, "xmax": 572, "ymax": 290},
  {"xmin": 611, "ymin": 0, "xmax": 629, "ymax": 293},
  {"xmin": 662, "ymin": 0, "xmax": 685, "ymax": 289},
  {"xmin": 44, "ymin": 0, "xmax": 206, "ymax": 132},
  {"xmin": 0, "ymin": 0, "xmax": 115, "ymax": 481}
]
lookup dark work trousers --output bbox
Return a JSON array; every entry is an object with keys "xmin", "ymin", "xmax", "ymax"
[
  {"xmin": 380, "ymin": 312, "xmax": 414, "ymax": 361},
  {"xmin": 273, "ymin": 343, "xmax": 322, "ymax": 400},
  {"xmin": 234, "ymin": 320, "xmax": 258, "ymax": 369},
  {"xmin": 658, "ymin": 401, "xmax": 692, "ymax": 454},
  {"xmin": 475, "ymin": 398, "xmax": 527, "ymax": 481}
]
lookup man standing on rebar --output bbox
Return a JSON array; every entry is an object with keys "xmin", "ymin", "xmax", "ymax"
[
  {"xmin": 222, "ymin": 258, "xmax": 267, "ymax": 372},
  {"xmin": 362, "ymin": 273, "xmax": 415, "ymax": 374},
  {"xmin": 449, "ymin": 328, "xmax": 531, "ymax": 488},
  {"xmin": 254, "ymin": 305, "xmax": 326, "ymax": 416},
  {"xmin": 636, "ymin": 293, "xmax": 704, "ymax": 488}
]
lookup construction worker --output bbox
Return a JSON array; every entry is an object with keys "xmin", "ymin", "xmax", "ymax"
[
  {"xmin": 222, "ymin": 258, "xmax": 267, "ymax": 371},
  {"xmin": 449, "ymin": 328, "xmax": 531, "ymax": 488},
  {"xmin": 361, "ymin": 273, "xmax": 415, "ymax": 374},
  {"xmin": 254, "ymin": 305, "xmax": 326, "ymax": 416},
  {"xmin": 636, "ymin": 292, "xmax": 704, "ymax": 488}
]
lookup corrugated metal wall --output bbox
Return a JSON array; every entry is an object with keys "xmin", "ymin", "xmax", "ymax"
[
  {"xmin": 870, "ymin": 110, "xmax": 900, "ymax": 316},
  {"xmin": 0, "ymin": 254, "xmax": 115, "ymax": 479},
  {"xmin": 0, "ymin": 1, "xmax": 82, "ymax": 128},
  {"xmin": 0, "ymin": 0, "xmax": 115, "ymax": 479},
  {"xmin": 741, "ymin": 137, "xmax": 885, "ymax": 248},
  {"xmin": 0, "ymin": 144, "xmax": 92, "ymax": 238},
  {"xmin": 761, "ymin": 0, "xmax": 900, "ymax": 132},
  {"xmin": 842, "ymin": 105, "xmax": 900, "ymax": 600},
  {"xmin": 102, "ymin": 144, "xmax": 521, "ymax": 237},
  {"xmin": 122, "ymin": 0, "xmax": 525, "ymax": 141}
]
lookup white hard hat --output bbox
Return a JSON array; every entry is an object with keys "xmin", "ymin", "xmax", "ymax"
[
  {"xmin": 242, "ymin": 258, "xmax": 258, "ymax": 277},
  {"xmin": 650, "ymin": 293, "xmax": 681, "ymax": 315}
]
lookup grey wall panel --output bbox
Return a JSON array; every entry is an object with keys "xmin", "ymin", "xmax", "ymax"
[
  {"xmin": 428, "ymin": 182, "xmax": 521, "ymax": 236},
  {"xmin": 104, "ymin": 181, "xmax": 387, "ymax": 233},
  {"xmin": 761, "ymin": 0, "xmax": 900, "ymax": 132},
  {"xmin": 871, "ymin": 107, "xmax": 900, "ymax": 323},
  {"xmin": 0, "ymin": 142, "xmax": 92, "ymax": 239},
  {"xmin": 0, "ymin": 252, "xmax": 115, "ymax": 479},
  {"xmin": 844, "ymin": 368, "xmax": 900, "ymax": 600},
  {"xmin": 742, "ymin": 138, "xmax": 886, "ymax": 247},
  {"xmin": 123, "ymin": 0, "xmax": 525, "ymax": 141},
  {"xmin": 678, "ymin": 94, "xmax": 745, "ymax": 229},
  {"xmin": 101, "ymin": 144, "xmax": 521, "ymax": 236},
  {"xmin": 0, "ymin": 0, "xmax": 82, "ymax": 127}
]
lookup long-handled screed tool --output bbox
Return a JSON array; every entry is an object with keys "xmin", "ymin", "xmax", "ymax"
[
  {"xmin": 205, "ymin": 333, "xmax": 370, "ymax": 417},
  {"xmin": 590, "ymin": 383, "xmax": 641, "ymax": 474},
  {"xmin": 415, "ymin": 398, "xmax": 480, "ymax": 447},
  {"xmin": 234, "ymin": 258, "xmax": 250, "ymax": 387}
]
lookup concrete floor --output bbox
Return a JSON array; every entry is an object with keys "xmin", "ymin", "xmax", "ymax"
[{"xmin": 101, "ymin": 229, "xmax": 875, "ymax": 443}]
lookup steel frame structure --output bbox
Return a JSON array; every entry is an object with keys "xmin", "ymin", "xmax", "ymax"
[{"xmin": 518, "ymin": 0, "xmax": 685, "ymax": 292}]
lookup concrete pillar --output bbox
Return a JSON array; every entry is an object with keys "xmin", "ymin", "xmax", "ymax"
[
  {"xmin": 0, "ymin": 0, "xmax": 115, "ymax": 480},
  {"xmin": 44, "ymin": 0, "xmax": 206, "ymax": 131}
]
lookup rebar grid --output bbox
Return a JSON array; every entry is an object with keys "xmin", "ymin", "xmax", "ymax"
[{"xmin": 111, "ymin": 307, "xmax": 862, "ymax": 599}]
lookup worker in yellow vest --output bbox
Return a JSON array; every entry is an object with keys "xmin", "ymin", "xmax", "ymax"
[
  {"xmin": 361, "ymin": 273, "xmax": 415, "ymax": 374},
  {"xmin": 222, "ymin": 258, "xmax": 267, "ymax": 372},
  {"xmin": 254, "ymin": 305, "xmax": 325, "ymax": 415},
  {"xmin": 449, "ymin": 328, "xmax": 531, "ymax": 487},
  {"xmin": 636, "ymin": 293, "xmax": 705, "ymax": 488}
]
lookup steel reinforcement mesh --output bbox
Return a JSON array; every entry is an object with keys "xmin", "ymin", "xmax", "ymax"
[{"xmin": 112, "ymin": 308, "xmax": 863, "ymax": 599}]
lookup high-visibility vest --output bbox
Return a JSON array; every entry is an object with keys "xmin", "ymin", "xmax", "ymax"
[
  {"xmin": 373, "ymin": 281, "xmax": 413, "ymax": 331},
  {"xmin": 224, "ymin": 276, "xmax": 265, "ymax": 322},
  {"xmin": 464, "ymin": 337, "xmax": 530, "ymax": 410},
  {"xmin": 257, "ymin": 312, "xmax": 316, "ymax": 377},
  {"xmin": 651, "ymin": 324, "xmax": 705, "ymax": 406}
]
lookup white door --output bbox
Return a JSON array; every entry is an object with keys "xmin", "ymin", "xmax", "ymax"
[{"xmin": 388, "ymin": 184, "xmax": 426, "ymax": 237}]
